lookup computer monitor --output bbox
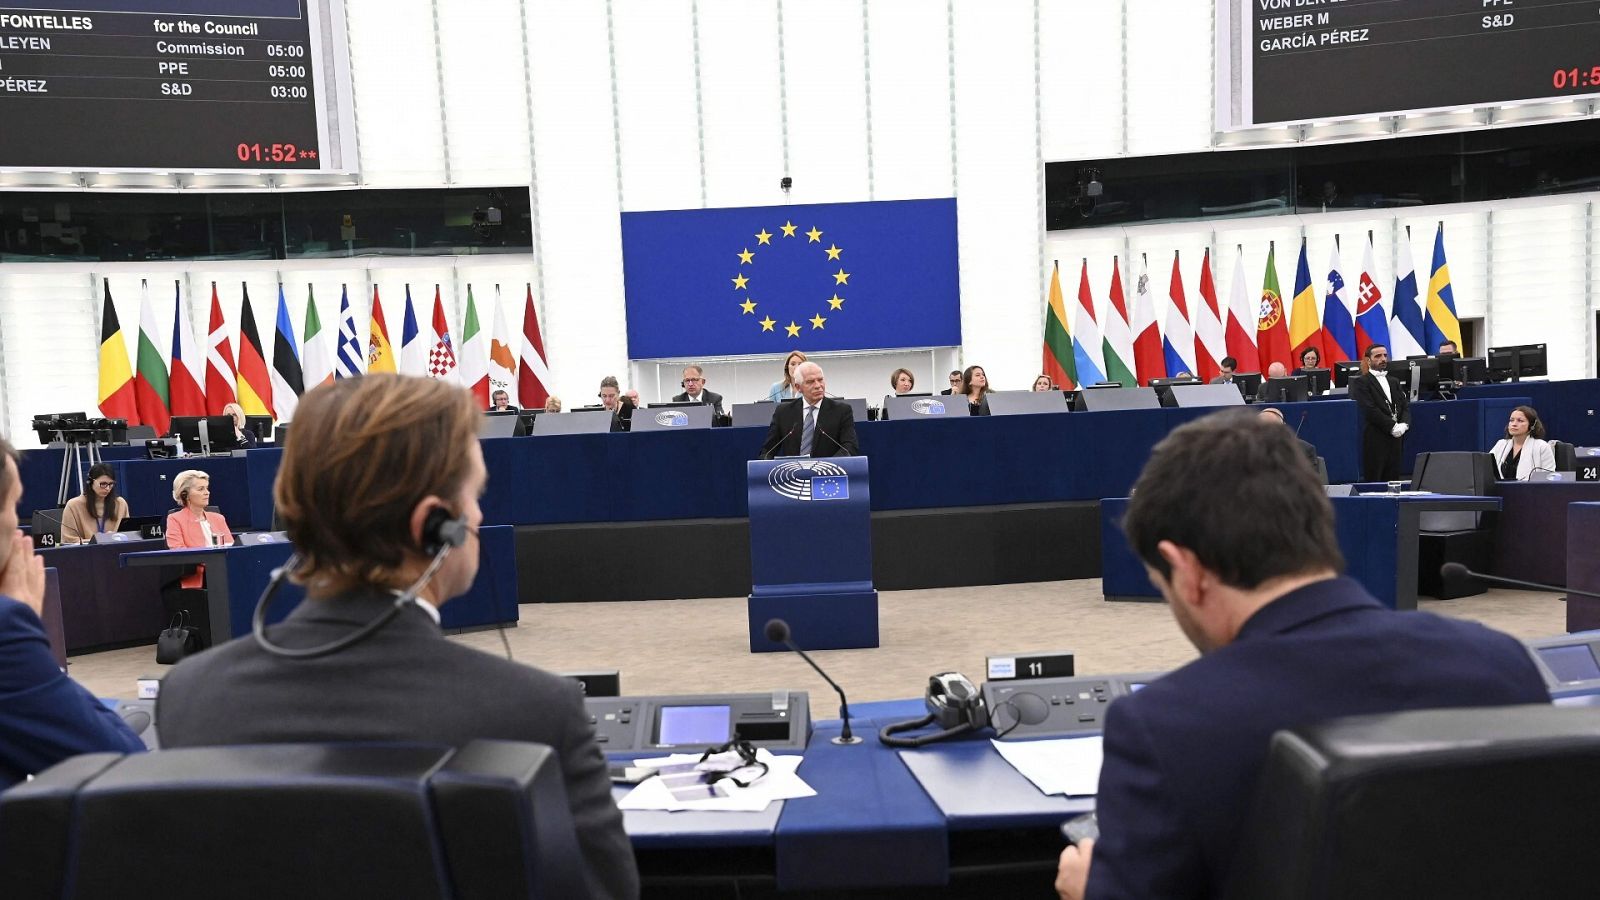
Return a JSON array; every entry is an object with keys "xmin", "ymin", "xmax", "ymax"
[
  {"xmin": 169, "ymin": 415, "xmax": 203, "ymax": 449},
  {"xmin": 1258, "ymin": 376, "xmax": 1309, "ymax": 404},
  {"xmin": 1447, "ymin": 356, "xmax": 1488, "ymax": 385},
  {"xmin": 1487, "ymin": 345, "xmax": 1517, "ymax": 381},
  {"xmin": 1332, "ymin": 361, "xmax": 1363, "ymax": 388},
  {"xmin": 1406, "ymin": 357, "xmax": 1443, "ymax": 393},
  {"xmin": 516, "ymin": 409, "xmax": 545, "ymax": 435},
  {"xmin": 245, "ymin": 415, "xmax": 274, "ymax": 443},
  {"xmin": 1233, "ymin": 372, "xmax": 1263, "ymax": 400},
  {"xmin": 1295, "ymin": 367, "xmax": 1332, "ymax": 395},
  {"xmin": 1517, "ymin": 343, "xmax": 1547, "ymax": 379},
  {"xmin": 171, "ymin": 415, "xmax": 239, "ymax": 455}
]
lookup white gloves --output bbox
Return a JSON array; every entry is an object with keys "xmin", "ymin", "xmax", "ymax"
[{"xmin": 1390, "ymin": 423, "xmax": 1409, "ymax": 438}]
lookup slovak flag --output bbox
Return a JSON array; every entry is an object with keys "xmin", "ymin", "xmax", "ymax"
[{"xmin": 1354, "ymin": 234, "xmax": 1390, "ymax": 355}]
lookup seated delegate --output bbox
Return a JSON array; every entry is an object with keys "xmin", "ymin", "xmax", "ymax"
[
  {"xmin": 61, "ymin": 463, "xmax": 128, "ymax": 544},
  {"xmin": 1489, "ymin": 405, "xmax": 1557, "ymax": 481},
  {"xmin": 962, "ymin": 365, "xmax": 992, "ymax": 416},
  {"xmin": 165, "ymin": 469, "xmax": 235, "ymax": 589},
  {"xmin": 221, "ymin": 402, "xmax": 260, "ymax": 448}
]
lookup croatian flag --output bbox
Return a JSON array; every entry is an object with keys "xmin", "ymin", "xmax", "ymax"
[
  {"xmin": 1353, "ymin": 235, "xmax": 1390, "ymax": 355},
  {"xmin": 1321, "ymin": 241, "xmax": 1357, "ymax": 362}
]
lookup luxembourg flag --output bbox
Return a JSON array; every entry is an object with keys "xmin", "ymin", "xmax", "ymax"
[
  {"xmin": 1072, "ymin": 259, "xmax": 1106, "ymax": 387},
  {"xmin": 1353, "ymin": 233, "xmax": 1390, "ymax": 356},
  {"xmin": 1162, "ymin": 251, "xmax": 1198, "ymax": 379},
  {"xmin": 1321, "ymin": 239, "xmax": 1357, "ymax": 362},
  {"xmin": 1389, "ymin": 227, "xmax": 1427, "ymax": 359}
]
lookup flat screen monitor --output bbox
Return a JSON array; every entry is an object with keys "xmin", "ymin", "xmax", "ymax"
[
  {"xmin": 172, "ymin": 415, "xmax": 240, "ymax": 454},
  {"xmin": 244, "ymin": 415, "xmax": 274, "ymax": 443},
  {"xmin": 1295, "ymin": 367, "xmax": 1332, "ymax": 395},
  {"xmin": 655, "ymin": 705, "xmax": 731, "ymax": 746},
  {"xmin": 1258, "ymin": 376, "xmax": 1309, "ymax": 404},
  {"xmin": 1517, "ymin": 343, "xmax": 1548, "ymax": 378},
  {"xmin": 169, "ymin": 416, "xmax": 202, "ymax": 449},
  {"xmin": 1447, "ymin": 357, "xmax": 1488, "ymax": 384},
  {"xmin": 1409, "ymin": 357, "xmax": 1443, "ymax": 393},
  {"xmin": 1233, "ymin": 372, "xmax": 1263, "ymax": 399},
  {"xmin": 1332, "ymin": 361, "xmax": 1363, "ymax": 388},
  {"xmin": 1487, "ymin": 346, "xmax": 1518, "ymax": 380},
  {"xmin": 479, "ymin": 410, "xmax": 520, "ymax": 439}
]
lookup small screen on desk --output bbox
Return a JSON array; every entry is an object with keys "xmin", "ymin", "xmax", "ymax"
[
  {"xmin": 1128, "ymin": 683, "xmax": 1148, "ymax": 693},
  {"xmin": 657, "ymin": 705, "xmax": 730, "ymax": 745},
  {"xmin": 1539, "ymin": 645, "xmax": 1600, "ymax": 683}
]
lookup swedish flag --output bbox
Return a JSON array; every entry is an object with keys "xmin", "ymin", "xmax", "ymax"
[{"xmin": 1423, "ymin": 223, "xmax": 1461, "ymax": 354}]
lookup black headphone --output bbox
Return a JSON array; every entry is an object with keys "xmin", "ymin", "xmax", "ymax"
[
  {"xmin": 878, "ymin": 673, "xmax": 990, "ymax": 747},
  {"xmin": 252, "ymin": 506, "xmax": 470, "ymax": 660},
  {"xmin": 178, "ymin": 489, "xmax": 188, "ymax": 504}
]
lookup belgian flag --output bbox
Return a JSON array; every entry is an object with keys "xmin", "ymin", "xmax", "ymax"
[
  {"xmin": 235, "ymin": 283, "xmax": 275, "ymax": 418},
  {"xmin": 96, "ymin": 281, "xmax": 139, "ymax": 424}
]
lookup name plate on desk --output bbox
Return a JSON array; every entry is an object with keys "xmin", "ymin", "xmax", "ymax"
[
  {"xmin": 631, "ymin": 403, "xmax": 714, "ymax": 432},
  {"xmin": 987, "ymin": 651, "xmax": 1075, "ymax": 681},
  {"xmin": 885, "ymin": 395, "xmax": 959, "ymax": 418}
]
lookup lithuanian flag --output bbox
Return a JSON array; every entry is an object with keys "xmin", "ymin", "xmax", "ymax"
[{"xmin": 1042, "ymin": 261, "xmax": 1077, "ymax": 390}]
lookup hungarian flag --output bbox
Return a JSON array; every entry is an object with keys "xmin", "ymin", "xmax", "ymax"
[
  {"xmin": 1322, "ymin": 240, "xmax": 1357, "ymax": 363},
  {"xmin": 518, "ymin": 284, "xmax": 552, "ymax": 408},
  {"xmin": 270, "ymin": 284, "xmax": 304, "ymax": 422},
  {"xmin": 488, "ymin": 285, "xmax": 519, "ymax": 405},
  {"xmin": 1224, "ymin": 249, "xmax": 1260, "ymax": 374},
  {"xmin": 1354, "ymin": 234, "xmax": 1391, "ymax": 355},
  {"xmin": 1256, "ymin": 242, "xmax": 1292, "ymax": 372},
  {"xmin": 133, "ymin": 279, "xmax": 171, "ymax": 437},
  {"xmin": 367, "ymin": 286, "xmax": 397, "ymax": 373},
  {"xmin": 1193, "ymin": 249, "xmax": 1226, "ymax": 383},
  {"xmin": 1042, "ymin": 261, "xmax": 1076, "ymax": 390},
  {"xmin": 301, "ymin": 285, "xmax": 335, "ymax": 390},
  {"xmin": 1130, "ymin": 255, "xmax": 1164, "ymax": 386},
  {"xmin": 1100, "ymin": 258, "xmax": 1137, "ymax": 386},
  {"xmin": 96, "ymin": 281, "xmax": 139, "ymax": 424},
  {"xmin": 204, "ymin": 283, "xmax": 238, "ymax": 415},
  {"xmin": 235, "ymin": 284, "xmax": 275, "ymax": 418},
  {"xmin": 400, "ymin": 285, "xmax": 427, "ymax": 376},
  {"xmin": 1162, "ymin": 252, "xmax": 1197, "ymax": 379},
  {"xmin": 168, "ymin": 280, "xmax": 206, "ymax": 417},
  {"xmin": 459, "ymin": 285, "xmax": 490, "ymax": 406},
  {"xmin": 1423, "ymin": 222, "xmax": 1462, "ymax": 353},
  {"xmin": 1072, "ymin": 260, "xmax": 1106, "ymax": 386},
  {"xmin": 427, "ymin": 286, "xmax": 459, "ymax": 383},
  {"xmin": 1288, "ymin": 239, "xmax": 1325, "ymax": 368}
]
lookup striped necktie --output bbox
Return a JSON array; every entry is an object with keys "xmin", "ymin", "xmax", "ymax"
[{"xmin": 799, "ymin": 405, "xmax": 816, "ymax": 456}]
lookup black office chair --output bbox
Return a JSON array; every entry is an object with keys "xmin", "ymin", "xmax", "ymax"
[
  {"xmin": 1410, "ymin": 451, "xmax": 1498, "ymax": 599},
  {"xmin": 1311, "ymin": 456, "xmax": 1329, "ymax": 485},
  {"xmin": 0, "ymin": 740, "xmax": 585, "ymax": 900},
  {"xmin": 1225, "ymin": 705, "xmax": 1600, "ymax": 900},
  {"xmin": 1552, "ymin": 440, "xmax": 1577, "ymax": 473}
]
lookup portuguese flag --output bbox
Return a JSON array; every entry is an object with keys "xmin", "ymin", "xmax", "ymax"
[
  {"xmin": 1257, "ymin": 241, "xmax": 1293, "ymax": 372},
  {"xmin": 1042, "ymin": 261, "xmax": 1077, "ymax": 390},
  {"xmin": 97, "ymin": 281, "xmax": 139, "ymax": 424}
]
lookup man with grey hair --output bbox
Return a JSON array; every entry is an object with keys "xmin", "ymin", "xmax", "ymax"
[
  {"xmin": 671, "ymin": 364, "xmax": 725, "ymax": 417},
  {"xmin": 760, "ymin": 361, "xmax": 859, "ymax": 458}
]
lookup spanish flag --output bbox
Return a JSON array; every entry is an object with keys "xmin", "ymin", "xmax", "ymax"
[
  {"xmin": 367, "ymin": 286, "xmax": 397, "ymax": 373},
  {"xmin": 235, "ymin": 283, "xmax": 275, "ymax": 418},
  {"xmin": 97, "ymin": 281, "xmax": 139, "ymax": 424}
]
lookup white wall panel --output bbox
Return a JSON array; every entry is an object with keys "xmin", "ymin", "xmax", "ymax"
[
  {"xmin": 780, "ymin": 0, "xmax": 870, "ymax": 204},
  {"xmin": 527, "ymin": 1, "xmax": 629, "ymax": 398},
  {"xmin": 0, "ymin": 271, "xmax": 96, "ymax": 446},
  {"xmin": 864, "ymin": 0, "xmax": 952, "ymax": 201},
  {"xmin": 1040, "ymin": 0, "xmax": 1123, "ymax": 161},
  {"xmin": 436, "ymin": 0, "xmax": 533, "ymax": 187},
  {"xmin": 612, "ymin": 0, "xmax": 702, "ymax": 212},
  {"xmin": 951, "ymin": 0, "xmax": 1040, "ymax": 380},
  {"xmin": 1489, "ymin": 204, "xmax": 1587, "ymax": 381},
  {"xmin": 1124, "ymin": 0, "xmax": 1212, "ymax": 157},
  {"xmin": 697, "ymin": 0, "xmax": 786, "ymax": 207},
  {"xmin": 345, "ymin": 0, "xmax": 447, "ymax": 186}
]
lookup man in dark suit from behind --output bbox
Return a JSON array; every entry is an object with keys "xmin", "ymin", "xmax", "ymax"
[
  {"xmin": 1256, "ymin": 406, "xmax": 1318, "ymax": 468},
  {"xmin": 1054, "ymin": 411, "xmax": 1548, "ymax": 900},
  {"xmin": 761, "ymin": 361, "xmax": 859, "ymax": 458},
  {"xmin": 157, "ymin": 375, "xmax": 638, "ymax": 900},
  {"xmin": 1348, "ymin": 342, "xmax": 1410, "ymax": 481},
  {"xmin": 671, "ymin": 364, "xmax": 725, "ymax": 417}
]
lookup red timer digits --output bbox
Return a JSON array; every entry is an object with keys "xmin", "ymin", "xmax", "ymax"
[
  {"xmin": 1552, "ymin": 67, "xmax": 1600, "ymax": 90},
  {"xmin": 235, "ymin": 143, "xmax": 318, "ymax": 164}
]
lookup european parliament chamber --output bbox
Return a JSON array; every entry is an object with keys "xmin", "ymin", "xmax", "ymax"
[{"xmin": 5, "ymin": 2, "xmax": 1600, "ymax": 899}]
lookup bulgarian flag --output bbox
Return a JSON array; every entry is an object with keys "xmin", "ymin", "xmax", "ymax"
[
  {"xmin": 133, "ymin": 279, "xmax": 171, "ymax": 436},
  {"xmin": 1042, "ymin": 261, "xmax": 1076, "ymax": 390},
  {"xmin": 97, "ymin": 281, "xmax": 139, "ymax": 424}
]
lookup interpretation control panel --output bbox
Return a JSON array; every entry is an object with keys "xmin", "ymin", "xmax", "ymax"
[
  {"xmin": 585, "ymin": 691, "xmax": 811, "ymax": 754},
  {"xmin": 984, "ymin": 673, "xmax": 1163, "ymax": 740}
]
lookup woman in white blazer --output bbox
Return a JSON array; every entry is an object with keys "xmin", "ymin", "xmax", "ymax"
[{"xmin": 1489, "ymin": 405, "xmax": 1557, "ymax": 480}]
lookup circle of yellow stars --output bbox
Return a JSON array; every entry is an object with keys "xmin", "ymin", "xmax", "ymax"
[{"xmin": 730, "ymin": 220, "xmax": 848, "ymax": 339}]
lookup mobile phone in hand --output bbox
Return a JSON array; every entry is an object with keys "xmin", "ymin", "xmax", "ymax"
[{"xmin": 1060, "ymin": 812, "xmax": 1099, "ymax": 846}]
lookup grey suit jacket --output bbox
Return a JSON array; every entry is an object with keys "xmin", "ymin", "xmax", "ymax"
[{"xmin": 157, "ymin": 591, "xmax": 638, "ymax": 900}]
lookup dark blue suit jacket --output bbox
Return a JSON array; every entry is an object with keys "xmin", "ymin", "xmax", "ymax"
[
  {"xmin": 1087, "ymin": 577, "xmax": 1549, "ymax": 900},
  {"xmin": 0, "ymin": 596, "xmax": 144, "ymax": 788}
]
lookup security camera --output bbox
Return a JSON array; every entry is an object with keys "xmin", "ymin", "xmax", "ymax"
[{"xmin": 780, "ymin": 176, "xmax": 793, "ymax": 193}]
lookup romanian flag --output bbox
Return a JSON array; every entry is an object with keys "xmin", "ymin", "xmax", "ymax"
[
  {"xmin": 1042, "ymin": 261, "xmax": 1076, "ymax": 390},
  {"xmin": 235, "ymin": 284, "xmax": 274, "ymax": 418},
  {"xmin": 1423, "ymin": 222, "xmax": 1462, "ymax": 354},
  {"xmin": 367, "ymin": 286, "xmax": 397, "ymax": 373},
  {"xmin": 1288, "ymin": 239, "xmax": 1324, "ymax": 368},
  {"xmin": 133, "ymin": 279, "xmax": 171, "ymax": 436},
  {"xmin": 96, "ymin": 281, "xmax": 138, "ymax": 424},
  {"xmin": 1256, "ymin": 242, "xmax": 1292, "ymax": 372}
]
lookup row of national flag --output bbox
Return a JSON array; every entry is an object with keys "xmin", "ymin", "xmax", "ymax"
[
  {"xmin": 98, "ymin": 280, "xmax": 552, "ymax": 429},
  {"xmin": 1042, "ymin": 223, "xmax": 1463, "ymax": 387}
]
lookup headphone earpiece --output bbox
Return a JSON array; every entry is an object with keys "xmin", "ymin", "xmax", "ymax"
[
  {"xmin": 179, "ymin": 489, "xmax": 189, "ymax": 504},
  {"xmin": 420, "ymin": 507, "xmax": 469, "ymax": 556}
]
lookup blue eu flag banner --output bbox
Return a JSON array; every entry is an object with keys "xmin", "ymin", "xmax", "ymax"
[
  {"xmin": 811, "ymin": 475, "xmax": 850, "ymax": 501},
  {"xmin": 622, "ymin": 198, "xmax": 960, "ymax": 358}
]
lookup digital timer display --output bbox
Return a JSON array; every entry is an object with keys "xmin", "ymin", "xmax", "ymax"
[
  {"xmin": 0, "ymin": 0, "xmax": 355, "ymax": 173},
  {"xmin": 1220, "ymin": 0, "xmax": 1600, "ymax": 130}
]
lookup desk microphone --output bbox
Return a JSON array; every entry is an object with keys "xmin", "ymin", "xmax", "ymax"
[
  {"xmin": 1439, "ymin": 563, "xmax": 1600, "ymax": 601},
  {"xmin": 758, "ymin": 425, "xmax": 797, "ymax": 460},
  {"xmin": 816, "ymin": 426, "xmax": 850, "ymax": 456},
  {"xmin": 764, "ymin": 618, "xmax": 860, "ymax": 745},
  {"xmin": 1295, "ymin": 411, "xmax": 1308, "ymax": 437}
]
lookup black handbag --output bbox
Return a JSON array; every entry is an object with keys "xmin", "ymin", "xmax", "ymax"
[{"xmin": 156, "ymin": 611, "xmax": 201, "ymax": 664}]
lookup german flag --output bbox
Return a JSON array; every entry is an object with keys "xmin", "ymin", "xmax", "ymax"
[
  {"xmin": 235, "ymin": 283, "xmax": 275, "ymax": 418},
  {"xmin": 97, "ymin": 281, "xmax": 139, "ymax": 424}
]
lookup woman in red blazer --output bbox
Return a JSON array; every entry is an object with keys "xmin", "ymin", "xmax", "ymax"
[{"xmin": 165, "ymin": 469, "xmax": 233, "ymax": 589}]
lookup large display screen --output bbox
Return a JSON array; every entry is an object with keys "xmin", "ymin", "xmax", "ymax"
[
  {"xmin": 0, "ymin": 0, "xmax": 355, "ymax": 172},
  {"xmin": 1217, "ymin": 0, "xmax": 1600, "ymax": 130}
]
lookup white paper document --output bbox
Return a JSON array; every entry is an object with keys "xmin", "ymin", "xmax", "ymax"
[
  {"xmin": 617, "ymin": 750, "xmax": 814, "ymax": 813},
  {"xmin": 991, "ymin": 736, "xmax": 1104, "ymax": 797}
]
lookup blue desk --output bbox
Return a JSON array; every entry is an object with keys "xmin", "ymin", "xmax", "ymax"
[
  {"xmin": 1459, "ymin": 378, "xmax": 1600, "ymax": 447},
  {"xmin": 1101, "ymin": 494, "xmax": 1502, "ymax": 610}
]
